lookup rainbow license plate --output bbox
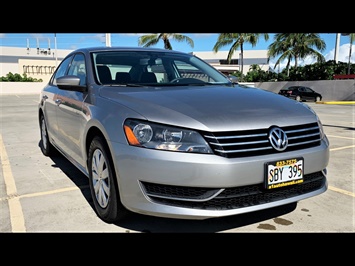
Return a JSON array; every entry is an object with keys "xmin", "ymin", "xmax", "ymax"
[{"xmin": 265, "ymin": 157, "xmax": 304, "ymax": 189}]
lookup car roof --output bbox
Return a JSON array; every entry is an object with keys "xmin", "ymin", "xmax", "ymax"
[{"xmin": 68, "ymin": 46, "xmax": 188, "ymax": 55}]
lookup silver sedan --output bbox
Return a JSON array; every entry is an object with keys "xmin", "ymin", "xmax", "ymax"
[{"xmin": 38, "ymin": 46, "xmax": 329, "ymax": 223}]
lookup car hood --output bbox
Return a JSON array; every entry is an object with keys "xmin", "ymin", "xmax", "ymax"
[{"xmin": 99, "ymin": 85, "xmax": 318, "ymax": 131}]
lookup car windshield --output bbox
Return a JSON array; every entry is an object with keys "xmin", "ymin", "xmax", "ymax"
[{"xmin": 92, "ymin": 50, "xmax": 232, "ymax": 86}]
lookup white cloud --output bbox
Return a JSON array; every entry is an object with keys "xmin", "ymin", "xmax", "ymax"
[
  {"xmin": 326, "ymin": 43, "xmax": 355, "ymax": 63},
  {"xmin": 269, "ymin": 43, "xmax": 355, "ymax": 72}
]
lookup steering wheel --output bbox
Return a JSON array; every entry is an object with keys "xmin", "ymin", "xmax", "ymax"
[
  {"xmin": 170, "ymin": 78, "xmax": 184, "ymax": 83},
  {"xmin": 170, "ymin": 77, "xmax": 205, "ymax": 84}
]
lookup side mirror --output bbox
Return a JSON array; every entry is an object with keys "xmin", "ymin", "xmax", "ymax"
[{"xmin": 56, "ymin": 75, "xmax": 86, "ymax": 92}]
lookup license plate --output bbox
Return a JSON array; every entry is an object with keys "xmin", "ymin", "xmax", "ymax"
[{"xmin": 265, "ymin": 157, "xmax": 304, "ymax": 189}]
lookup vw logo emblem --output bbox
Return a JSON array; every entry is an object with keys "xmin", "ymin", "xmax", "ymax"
[{"xmin": 269, "ymin": 127, "xmax": 288, "ymax": 151}]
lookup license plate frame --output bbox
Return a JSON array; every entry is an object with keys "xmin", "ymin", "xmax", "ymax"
[{"xmin": 265, "ymin": 157, "xmax": 304, "ymax": 189}]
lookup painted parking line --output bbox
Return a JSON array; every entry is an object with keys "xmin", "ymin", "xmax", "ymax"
[
  {"xmin": 330, "ymin": 145, "xmax": 355, "ymax": 151},
  {"xmin": 327, "ymin": 135, "xmax": 355, "ymax": 140},
  {"xmin": 317, "ymin": 101, "xmax": 355, "ymax": 104},
  {"xmin": 328, "ymin": 185, "xmax": 355, "ymax": 197},
  {"xmin": 327, "ymin": 135, "xmax": 355, "ymax": 197},
  {"xmin": 0, "ymin": 134, "xmax": 26, "ymax": 232}
]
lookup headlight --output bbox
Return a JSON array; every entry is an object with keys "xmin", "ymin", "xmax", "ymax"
[
  {"xmin": 317, "ymin": 117, "xmax": 325, "ymax": 140},
  {"xmin": 298, "ymin": 102, "xmax": 325, "ymax": 140},
  {"xmin": 123, "ymin": 119, "xmax": 213, "ymax": 154}
]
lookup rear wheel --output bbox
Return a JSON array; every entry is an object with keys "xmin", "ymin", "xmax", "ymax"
[
  {"xmin": 295, "ymin": 95, "xmax": 301, "ymax": 101},
  {"xmin": 39, "ymin": 114, "xmax": 56, "ymax": 156},
  {"xmin": 88, "ymin": 136, "xmax": 129, "ymax": 223}
]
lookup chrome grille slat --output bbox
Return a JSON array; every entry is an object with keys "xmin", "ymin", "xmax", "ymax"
[
  {"xmin": 287, "ymin": 139, "xmax": 320, "ymax": 146},
  {"xmin": 288, "ymin": 132, "xmax": 320, "ymax": 140},
  {"xmin": 202, "ymin": 122, "xmax": 321, "ymax": 158},
  {"xmin": 204, "ymin": 133, "xmax": 267, "ymax": 139},
  {"xmin": 285, "ymin": 126, "xmax": 319, "ymax": 133},
  {"xmin": 215, "ymin": 146, "xmax": 273, "ymax": 153},
  {"xmin": 210, "ymin": 139, "xmax": 269, "ymax": 147}
]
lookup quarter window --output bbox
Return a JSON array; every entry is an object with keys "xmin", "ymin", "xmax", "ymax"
[
  {"xmin": 51, "ymin": 55, "xmax": 73, "ymax": 85},
  {"xmin": 68, "ymin": 53, "xmax": 86, "ymax": 86}
]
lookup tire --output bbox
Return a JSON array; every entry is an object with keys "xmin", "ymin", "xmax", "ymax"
[
  {"xmin": 295, "ymin": 95, "xmax": 301, "ymax": 101},
  {"xmin": 315, "ymin": 96, "xmax": 321, "ymax": 102},
  {"xmin": 88, "ymin": 136, "xmax": 129, "ymax": 223},
  {"xmin": 39, "ymin": 114, "xmax": 56, "ymax": 157}
]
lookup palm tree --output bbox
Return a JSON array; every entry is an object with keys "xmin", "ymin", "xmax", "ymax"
[
  {"xmin": 212, "ymin": 33, "xmax": 269, "ymax": 77},
  {"xmin": 138, "ymin": 33, "xmax": 194, "ymax": 50},
  {"xmin": 346, "ymin": 33, "xmax": 355, "ymax": 74},
  {"xmin": 267, "ymin": 33, "xmax": 326, "ymax": 76}
]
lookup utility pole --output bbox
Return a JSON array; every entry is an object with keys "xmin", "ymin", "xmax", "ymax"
[
  {"xmin": 341, "ymin": 33, "xmax": 351, "ymax": 75},
  {"xmin": 54, "ymin": 33, "xmax": 58, "ymax": 67},
  {"xmin": 334, "ymin": 33, "xmax": 340, "ymax": 63},
  {"xmin": 105, "ymin": 33, "xmax": 111, "ymax": 47}
]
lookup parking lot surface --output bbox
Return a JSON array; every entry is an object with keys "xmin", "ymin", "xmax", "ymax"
[{"xmin": 0, "ymin": 94, "xmax": 354, "ymax": 233}]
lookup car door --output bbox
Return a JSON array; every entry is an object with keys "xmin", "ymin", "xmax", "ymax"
[
  {"xmin": 55, "ymin": 53, "xmax": 88, "ymax": 167},
  {"xmin": 42, "ymin": 55, "xmax": 73, "ymax": 147},
  {"xmin": 303, "ymin": 87, "xmax": 314, "ymax": 100}
]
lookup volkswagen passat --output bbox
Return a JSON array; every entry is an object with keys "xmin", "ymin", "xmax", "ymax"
[{"xmin": 38, "ymin": 47, "xmax": 329, "ymax": 223}]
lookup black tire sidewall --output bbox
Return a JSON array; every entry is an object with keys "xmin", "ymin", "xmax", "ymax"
[
  {"xmin": 88, "ymin": 136, "xmax": 121, "ymax": 223},
  {"xmin": 40, "ymin": 115, "xmax": 52, "ymax": 156}
]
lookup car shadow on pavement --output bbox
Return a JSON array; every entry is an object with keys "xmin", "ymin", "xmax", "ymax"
[
  {"xmin": 116, "ymin": 203, "xmax": 297, "ymax": 233},
  {"xmin": 47, "ymin": 152, "xmax": 93, "ymax": 204},
  {"xmin": 323, "ymin": 124, "xmax": 355, "ymax": 131},
  {"xmin": 48, "ymin": 150, "xmax": 297, "ymax": 233}
]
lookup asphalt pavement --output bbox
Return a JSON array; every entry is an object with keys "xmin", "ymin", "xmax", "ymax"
[{"xmin": 0, "ymin": 94, "xmax": 354, "ymax": 233}]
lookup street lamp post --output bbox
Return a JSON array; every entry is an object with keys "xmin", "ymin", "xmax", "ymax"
[
  {"xmin": 334, "ymin": 33, "xmax": 340, "ymax": 63},
  {"xmin": 105, "ymin": 33, "xmax": 111, "ymax": 47},
  {"xmin": 54, "ymin": 33, "xmax": 58, "ymax": 67},
  {"xmin": 341, "ymin": 33, "xmax": 351, "ymax": 75}
]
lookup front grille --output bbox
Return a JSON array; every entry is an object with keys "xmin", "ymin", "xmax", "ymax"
[
  {"xmin": 141, "ymin": 171, "xmax": 326, "ymax": 210},
  {"xmin": 202, "ymin": 122, "xmax": 321, "ymax": 158}
]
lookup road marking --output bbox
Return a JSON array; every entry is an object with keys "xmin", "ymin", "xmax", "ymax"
[
  {"xmin": 328, "ymin": 185, "xmax": 355, "ymax": 197},
  {"xmin": 327, "ymin": 135, "xmax": 355, "ymax": 140},
  {"xmin": 19, "ymin": 186, "xmax": 88, "ymax": 199},
  {"xmin": 317, "ymin": 101, "xmax": 355, "ymax": 104},
  {"xmin": 330, "ymin": 145, "xmax": 355, "ymax": 151},
  {"xmin": 0, "ymin": 134, "xmax": 26, "ymax": 232},
  {"xmin": 0, "ymin": 185, "xmax": 89, "ymax": 202}
]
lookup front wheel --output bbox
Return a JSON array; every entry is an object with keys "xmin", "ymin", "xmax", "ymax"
[
  {"xmin": 88, "ymin": 136, "xmax": 129, "ymax": 223},
  {"xmin": 315, "ymin": 96, "xmax": 321, "ymax": 102}
]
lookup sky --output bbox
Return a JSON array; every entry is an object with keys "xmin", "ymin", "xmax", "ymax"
[{"xmin": 1, "ymin": 33, "xmax": 354, "ymax": 71}]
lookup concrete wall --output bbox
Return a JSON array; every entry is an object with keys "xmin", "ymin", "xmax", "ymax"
[
  {"xmin": 1, "ymin": 80, "xmax": 354, "ymax": 101},
  {"xmin": 0, "ymin": 82, "xmax": 47, "ymax": 94}
]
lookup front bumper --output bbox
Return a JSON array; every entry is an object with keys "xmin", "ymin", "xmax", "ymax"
[{"xmin": 110, "ymin": 138, "xmax": 329, "ymax": 220}]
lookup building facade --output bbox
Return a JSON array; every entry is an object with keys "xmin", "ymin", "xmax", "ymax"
[{"xmin": 1, "ymin": 46, "xmax": 72, "ymax": 83}]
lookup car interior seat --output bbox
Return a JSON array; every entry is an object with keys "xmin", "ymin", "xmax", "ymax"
[
  {"xmin": 97, "ymin": 65, "xmax": 112, "ymax": 84},
  {"xmin": 115, "ymin": 72, "xmax": 132, "ymax": 84},
  {"xmin": 139, "ymin": 72, "xmax": 157, "ymax": 83}
]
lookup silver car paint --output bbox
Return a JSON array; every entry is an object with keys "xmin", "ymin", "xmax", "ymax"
[
  {"xmin": 39, "ymin": 47, "xmax": 329, "ymax": 220},
  {"xmin": 98, "ymin": 85, "xmax": 317, "ymax": 131}
]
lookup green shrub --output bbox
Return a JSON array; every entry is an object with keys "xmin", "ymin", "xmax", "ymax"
[{"xmin": 0, "ymin": 72, "xmax": 43, "ymax": 82}]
